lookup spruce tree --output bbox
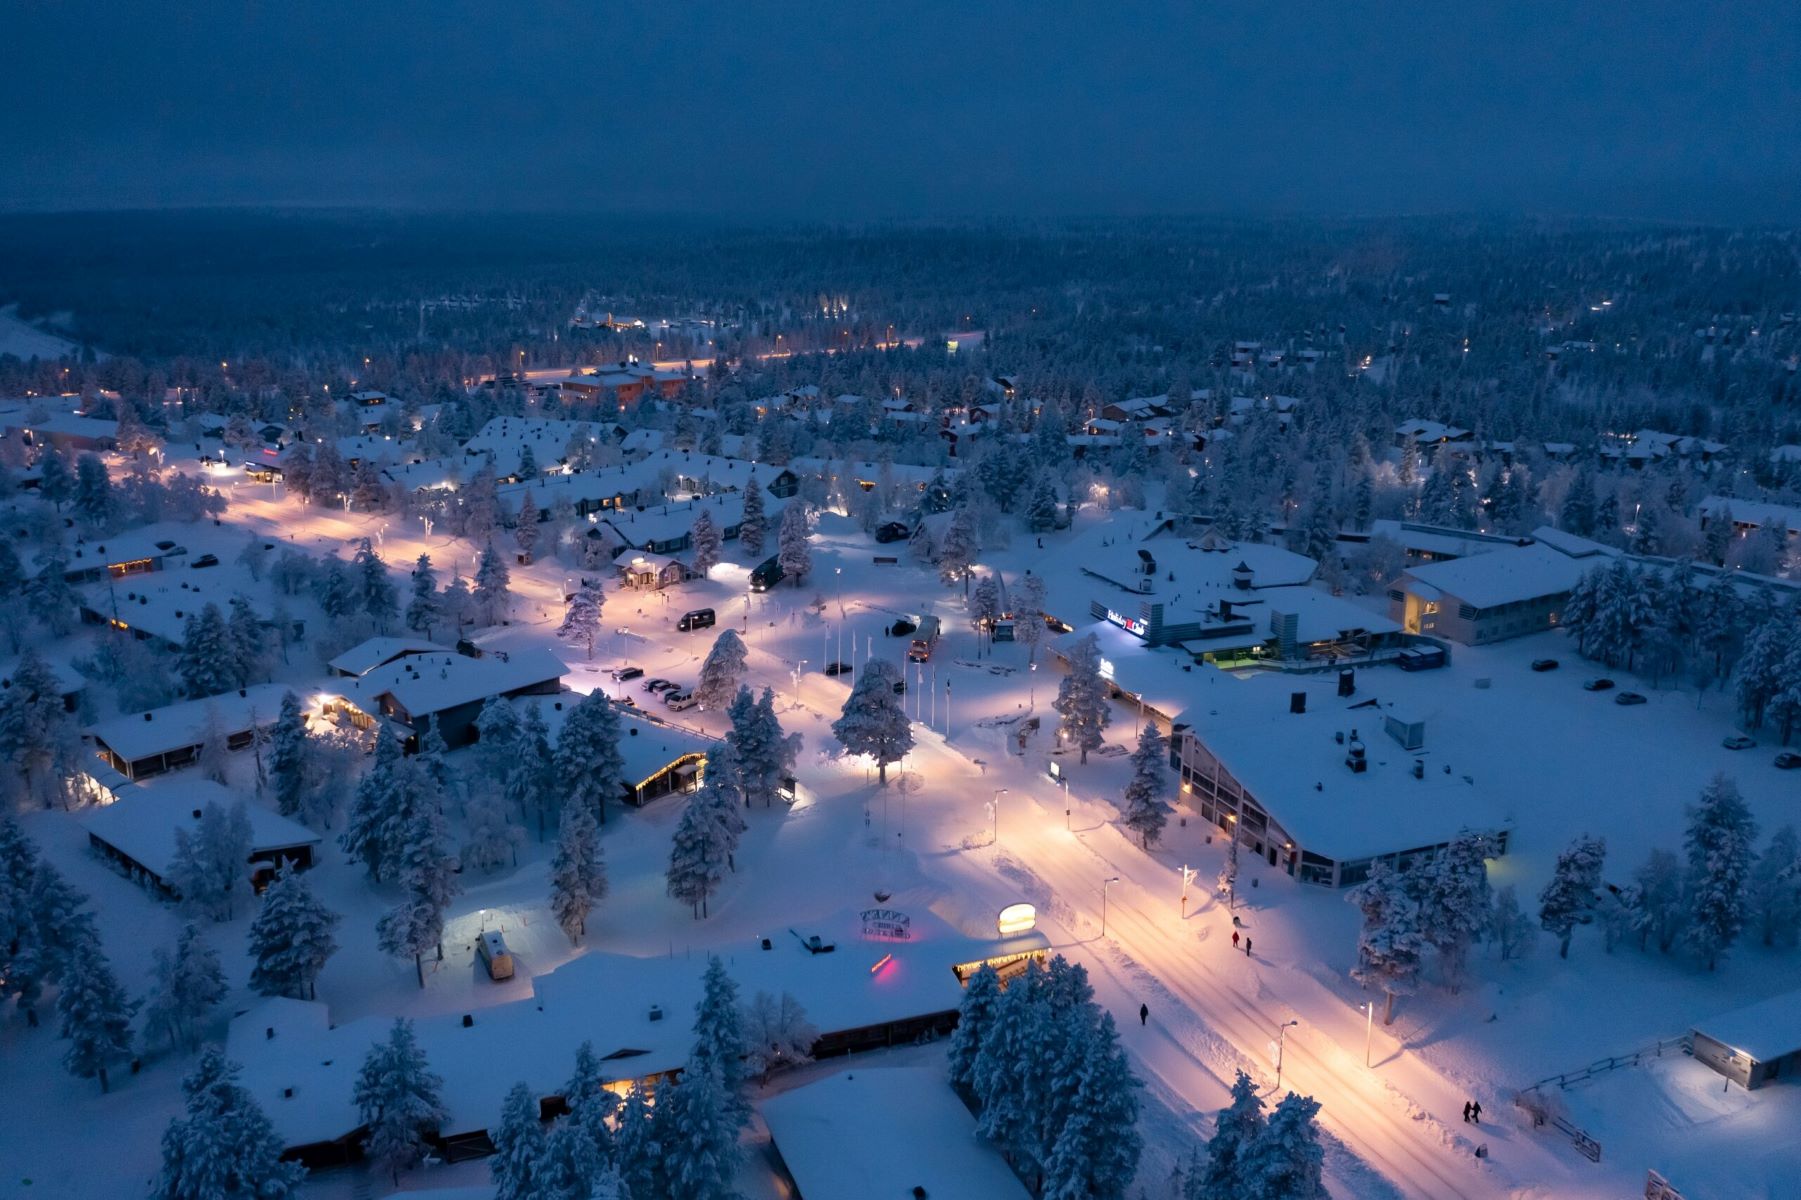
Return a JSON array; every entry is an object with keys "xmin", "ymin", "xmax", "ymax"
[
  {"xmin": 1190, "ymin": 1070, "xmax": 1266, "ymax": 1199},
  {"xmin": 1683, "ymin": 773, "xmax": 1759, "ymax": 969},
  {"xmin": 515, "ymin": 491, "xmax": 541, "ymax": 563},
  {"xmin": 938, "ymin": 504, "xmax": 979, "ymax": 593},
  {"xmin": 1121, "ymin": 721, "xmax": 1171, "ymax": 848},
  {"xmin": 340, "ymin": 732, "xmax": 407, "ymax": 880},
  {"xmin": 153, "ymin": 1049, "xmax": 306, "ymax": 1200},
  {"xmin": 614, "ymin": 1083, "xmax": 666, "ymax": 1200},
  {"xmin": 831, "ymin": 658, "xmax": 913, "ymax": 783},
  {"xmin": 141, "ymin": 923, "xmax": 228, "ymax": 1053},
  {"xmin": 558, "ymin": 579, "xmax": 605, "ymax": 660},
  {"xmin": 690, "ymin": 507, "xmax": 723, "ymax": 575},
  {"xmin": 354, "ymin": 1018, "xmax": 449, "ymax": 1183},
  {"xmin": 378, "ymin": 794, "xmax": 460, "ymax": 988},
  {"xmin": 691, "ymin": 957, "xmax": 751, "ymax": 1128},
  {"xmin": 247, "ymin": 863, "xmax": 340, "ymax": 999},
  {"xmin": 667, "ymin": 784, "xmax": 730, "ymax": 918},
  {"xmin": 473, "ymin": 541, "xmax": 513, "ymax": 627},
  {"xmin": 406, "ymin": 553, "xmax": 441, "ymax": 637},
  {"xmin": 1538, "ymin": 834, "xmax": 1607, "ymax": 959},
  {"xmin": 694, "ymin": 628, "xmax": 748, "ymax": 710},
  {"xmin": 777, "ymin": 500, "xmax": 813, "ymax": 585},
  {"xmin": 739, "ymin": 472, "xmax": 768, "ymax": 556},
  {"xmin": 1349, "ymin": 862, "xmax": 1425, "ymax": 1023},
  {"xmin": 489, "ymin": 1081, "xmax": 547, "ymax": 1200},
  {"xmin": 1042, "ymin": 1011, "xmax": 1142, "ymax": 1200},
  {"xmin": 549, "ymin": 801, "xmax": 608, "ymax": 942},
  {"xmin": 949, "ymin": 963, "xmax": 1002, "ymax": 1094},
  {"xmin": 354, "ymin": 538, "xmax": 398, "ymax": 629},
  {"xmin": 554, "ymin": 691, "xmax": 626, "ymax": 824},
  {"xmin": 267, "ymin": 691, "xmax": 312, "ymax": 819},
  {"xmin": 57, "ymin": 936, "xmax": 138, "ymax": 1092},
  {"xmin": 1053, "ymin": 632, "xmax": 1112, "ymax": 763},
  {"xmin": 661, "ymin": 1059, "xmax": 739, "ymax": 1200},
  {"xmin": 1749, "ymin": 825, "xmax": 1801, "ymax": 948},
  {"xmin": 1239, "ymin": 1091, "xmax": 1327, "ymax": 1200},
  {"xmin": 1424, "ymin": 830, "xmax": 1493, "ymax": 990},
  {"xmin": 177, "ymin": 604, "xmax": 237, "ymax": 698}
]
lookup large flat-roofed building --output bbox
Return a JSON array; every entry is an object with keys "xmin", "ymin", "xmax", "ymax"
[
  {"xmin": 1389, "ymin": 539, "xmax": 1604, "ymax": 645},
  {"xmin": 83, "ymin": 777, "xmax": 321, "ymax": 896},
  {"xmin": 321, "ymin": 646, "xmax": 566, "ymax": 749},
  {"xmin": 87, "ymin": 683, "xmax": 293, "ymax": 780},
  {"xmin": 1690, "ymin": 989, "xmax": 1801, "ymax": 1091},
  {"xmin": 1171, "ymin": 672, "xmax": 1508, "ymax": 887}
]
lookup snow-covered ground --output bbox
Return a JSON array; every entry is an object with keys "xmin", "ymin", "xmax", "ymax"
[
  {"xmin": 6, "ymin": 478, "xmax": 1800, "ymax": 1200},
  {"xmin": 0, "ymin": 303, "xmax": 91, "ymax": 361}
]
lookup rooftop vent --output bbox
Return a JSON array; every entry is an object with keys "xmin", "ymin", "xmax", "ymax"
[
  {"xmin": 1345, "ymin": 731, "xmax": 1367, "ymax": 774},
  {"xmin": 1289, "ymin": 691, "xmax": 1306, "ymax": 715}
]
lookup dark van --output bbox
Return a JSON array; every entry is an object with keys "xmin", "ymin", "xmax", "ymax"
[
  {"xmin": 677, "ymin": 608, "xmax": 716, "ymax": 632},
  {"xmin": 750, "ymin": 556, "xmax": 784, "ymax": 592}
]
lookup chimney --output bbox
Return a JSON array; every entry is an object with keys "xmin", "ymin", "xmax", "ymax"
[
  {"xmin": 1289, "ymin": 691, "xmax": 1306, "ymax": 715},
  {"xmin": 1338, "ymin": 668, "xmax": 1355, "ymax": 698},
  {"xmin": 1232, "ymin": 561, "xmax": 1254, "ymax": 590},
  {"xmin": 1412, "ymin": 759, "xmax": 1425, "ymax": 780}
]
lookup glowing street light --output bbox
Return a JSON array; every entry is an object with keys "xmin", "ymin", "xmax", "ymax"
[
  {"xmin": 1101, "ymin": 876, "xmax": 1121, "ymax": 938},
  {"xmin": 1276, "ymin": 1020, "xmax": 1300, "ymax": 1091},
  {"xmin": 1361, "ymin": 1001, "xmax": 1375, "ymax": 1069},
  {"xmin": 990, "ymin": 787, "xmax": 1008, "ymax": 846}
]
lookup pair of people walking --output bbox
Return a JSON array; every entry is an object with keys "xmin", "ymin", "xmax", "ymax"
[
  {"xmin": 1231, "ymin": 930, "xmax": 1253, "ymax": 956},
  {"xmin": 1462, "ymin": 1100, "xmax": 1483, "ymax": 1124}
]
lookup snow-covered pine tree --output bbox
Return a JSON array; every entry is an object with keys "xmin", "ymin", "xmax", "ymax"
[
  {"xmin": 549, "ymin": 800, "xmax": 607, "ymax": 943},
  {"xmin": 660, "ymin": 1058, "xmax": 740, "ymax": 1200},
  {"xmin": 1423, "ymin": 830, "xmax": 1493, "ymax": 990},
  {"xmin": 442, "ymin": 573, "xmax": 472, "ymax": 632},
  {"xmin": 1053, "ymin": 632, "xmax": 1112, "ymax": 764},
  {"xmin": 613, "ymin": 1083, "xmax": 665, "ymax": 1200},
  {"xmin": 378, "ymin": 793, "xmax": 460, "ymax": 987},
  {"xmin": 247, "ymin": 862, "xmax": 340, "ymax": 999},
  {"xmin": 475, "ymin": 694, "xmax": 523, "ymax": 783},
  {"xmin": 554, "ymin": 691, "xmax": 626, "ymax": 824},
  {"xmin": 970, "ymin": 959, "xmax": 1044, "ymax": 1167},
  {"xmin": 473, "ymin": 541, "xmax": 513, "ymax": 627},
  {"xmin": 1027, "ymin": 477, "xmax": 1061, "ymax": 532},
  {"xmin": 1120, "ymin": 721, "xmax": 1170, "ymax": 848},
  {"xmin": 1629, "ymin": 848, "xmax": 1684, "ymax": 952},
  {"xmin": 354, "ymin": 1018, "xmax": 449, "ymax": 1183},
  {"xmin": 0, "ymin": 813, "xmax": 40, "ymax": 995},
  {"xmin": 691, "ymin": 956, "xmax": 751, "ymax": 1127},
  {"xmin": 177, "ymin": 603, "xmax": 237, "ymax": 698},
  {"xmin": 462, "ymin": 785, "xmax": 524, "ymax": 873},
  {"xmin": 340, "ymin": 732, "xmax": 407, "ymax": 879},
  {"xmin": 57, "ymin": 936, "xmax": 138, "ymax": 1092},
  {"xmin": 354, "ymin": 538, "xmax": 398, "ymax": 629},
  {"xmin": 1238, "ymin": 1091, "xmax": 1327, "ymax": 1200},
  {"xmin": 1749, "ymin": 825, "xmax": 1801, "ymax": 948},
  {"xmin": 1683, "ymin": 773, "xmax": 1759, "ymax": 969},
  {"xmin": 225, "ymin": 594, "xmax": 273, "ymax": 687},
  {"xmin": 1188, "ymin": 1070, "xmax": 1266, "ymax": 1199},
  {"xmin": 559, "ymin": 1040, "xmax": 621, "ymax": 1167},
  {"xmin": 1348, "ymin": 861, "xmax": 1425, "ymax": 1023},
  {"xmin": 830, "ymin": 657, "xmax": 913, "ymax": 783},
  {"xmin": 690, "ymin": 507, "xmax": 723, "ymax": 576},
  {"xmin": 153, "ymin": 1049, "xmax": 306, "ymax": 1200},
  {"xmin": 969, "ymin": 571, "xmax": 1001, "ymax": 631},
  {"xmin": 1538, "ymin": 833, "xmax": 1606, "ymax": 959},
  {"xmin": 140, "ymin": 923, "xmax": 228, "ymax": 1054},
  {"xmin": 73, "ymin": 453, "xmax": 115, "ymax": 530},
  {"xmin": 515, "ymin": 491, "xmax": 540, "ymax": 563},
  {"xmin": 694, "ymin": 628, "xmax": 748, "ymax": 710},
  {"xmin": 1015, "ymin": 571, "xmax": 1048, "ymax": 663},
  {"xmin": 1489, "ymin": 884, "xmax": 1535, "ymax": 961},
  {"xmin": 489, "ymin": 1081, "xmax": 547, "ymax": 1200},
  {"xmin": 267, "ymin": 691, "xmax": 312, "ymax": 819},
  {"xmin": 1041, "ymin": 1011, "xmax": 1142, "ymax": 1200},
  {"xmin": 743, "ymin": 990, "xmax": 817, "ymax": 1083},
  {"xmin": 511, "ymin": 701, "xmax": 556, "ymax": 839},
  {"xmin": 777, "ymin": 500, "xmax": 812, "ymax": 586},
  {"xmin": 0, "ymin": 646, "xmax": 76, "ymax": 807},
  {"xmin": 740, "ymin": 472, "xmax": 769, "ymax": 556},
  {"xmin": 938, "ymin": 504, "xmax": 979, "ymax": 593},
  {"xmin": 167, "ymin": 800, "xmax": 253, "ymax": 922},
  {"xmin": 11, "ymin": 861, "xmax": 98, "ymax": 1017},
  {"xmin": 558, "ymin": 578, "xmax": 604, "ymax": 660},
  {"xmin": 667, "ymin": 786, "xmax": 730, "ymax": 918},
  {"xmin": 949, "ymin": 962, "xmax": 1002, "ymax": 1095},
  {"xmin": 406, "ymin": 553, "xmax": 441, "ymax": 637}
]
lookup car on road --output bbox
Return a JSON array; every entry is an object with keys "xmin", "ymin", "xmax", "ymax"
[
  {"xmin": 611, "ymin": 666, "xmax": 644, "ymax": 682},
  {"xmin": 1582, "ymin": 677, "xmax": 1614, "ymax": 691},
  {"xmin": 1531, "ymin": 658, "xmax": 1559, "ymax": 672},
  {"xmin": 1615, "ymin": 691, "xmax": 1647, "ymax": 706},
  {"xmin": 823, "ymin": 662, "xmax": 851, "ymax": 676},
  {"xmin": 1775, "ymin": 751, "xmax": 1801, "ymax": 770},
  {"xmin": 190, "ymin": 554, "xmax": 220, "ymax": 568},
  {"xmin": 643, "ymin": 678, "xmax": 677, "ymax": 694},
  {"xmin": 664, "ymin": 689, "xmax": 697, "ymax": 710},
  {"xmin": 907, "ymin": 639, "xmax": 934, "ymax": 663},
  {"xmin": 1723, "ymin": 734, "xmax": 1757, "ymax": 750}
]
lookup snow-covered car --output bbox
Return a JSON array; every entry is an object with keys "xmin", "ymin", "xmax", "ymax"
[
  {"xmin": 1530, "ymin": 658, "xmax": 1559, "ymax": 672},
  {"xmin": 1775, "ymin": 751, "xmax": 1801, "ymax": 770},
  {"xmin": 1614, "ymin": 691, "xmax": 1647, "ymax": 706},
  {"xmin": 664, "ymin": 689, "xmax": 697, "ymax": 710},
  {"xmin": 1723, "ymin": 734, "xmax": 1757, "ymax": 750},
  {"xmin": 643, "ymin": 678, "xmax": 677, "ymax": 693},
  {"xmin": 611, "ymin": 666, "xmax": 644, "ymax": 681},
  {"xmin": 1582, "ymin": 677, "xmax": 1614, "ymax": 691}
]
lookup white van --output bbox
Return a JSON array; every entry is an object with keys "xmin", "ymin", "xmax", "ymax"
[
  {"xmin": 664, "ymin": 689, "xmax": 698, "ymax": 711},
  {"xmin": 477, "ymin": 930, "xmax": 514, "ymax": 981}
]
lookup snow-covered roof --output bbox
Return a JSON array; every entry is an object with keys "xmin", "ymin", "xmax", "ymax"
[
  {"xmin": 1698, "ymin": 495, "xmax": 1801, "ymax": 536},
  {"xmin": 1174, "ymin": 672, "xmax": 1508, "ymax": 862},
  {"xmin": 80, "ymin": 556, "xmax": 294, "ymax": 647},
  {"xmin": 326, "ymin": 648, "xmax": 566, "ymax": 721},
  {"xmin": 761, "ymin": 1069, "xmax": 1033, "ymax": 1200},
  {"xmin": 87, "ymin": 683, "xmax": 293, "ymax": 764},
  {"xmin": 1263, "ymin": 589, "xmax": 1402, "ymax": 644},
  {"xmin": 83, "ymin": 778, "xmax": 320, "ymax": 876},
  {"xmin": 1398, "ymin": 542, "xmax": 1597, "ymax": 610},
  {"xmin": 1692, "ymin": 988, "xmax": 1801, "ymax": 1062},
  {"xmin": 1395, "ymin": 419, "xmax": 1469, "ymax": 443},
  {"xmin": 1366, "ymin": 520, "xmax": 1525, "ymax": 561},
  {"xmin": 228, "ymin": 907, "xmax": 1046, "ymax": 1149},
  {"xmin": 787, "ymin": 456, "xmax": 952, "ymax": 489},
  {"xmin": 463, "ymin": 416, "xmax": 597, "ymax": 468},
  {"xmin": 600, "ymin": 492, "xmax": 786, "ymax": 548},
  {"xmin": 327, "ymin": 636, "xmax": 453, "ymax": 678},
  {"xmin": 518, "ymin": 696, "xmax": 712, "ymax": 786}
]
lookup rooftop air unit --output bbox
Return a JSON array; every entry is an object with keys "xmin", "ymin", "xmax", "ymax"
[{"xmin": 1345, "ymin": 731, "xmax": 1367, "ymax": 774}]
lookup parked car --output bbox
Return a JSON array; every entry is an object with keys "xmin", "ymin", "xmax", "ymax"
[
  {"xmin": 1530, "ymin": 658, "xmax": 1559, "ymax": 672},
  {"xmin": 664, "ymin": 689, "xmax": 697, "ymax": 711},
  {"xmin": 892, "ymin": 677, "xmax": 907, "ymax": 695},
  {"xmin": 190, "ymin": 553, "xmax": 220, "ymax": 568},
  {"xmin": 1582, "ymin": 677, "xmax": 1614, "ymax": 692},
  {"xmin": 643, "ymin": 678, "xmax": 677, "ymax": 694},
  {"xmin": 1774, "ymin": 751, "xmax": 1801, "ymax": 770},
  {"xmin": 823, "ymin": 662, "xmax": 852, "ymax": 676},
  {"xmin": 1723, "ymin": 734, "xmax": 1757, "ymax": 750},
  {"xmin": 677, "ymin": 608, "xmax": 716, "ymax": 632},
  {"xmin": 1615, "ymin": 691, "xmax": 1647, "ymax": 706},
  {"xmin": 888, "ymin": 618, "xmax": 917, "ymax": 637},
  {"xmin": 611, "ymin": 666, "xmax": 644, "ymax": 682},
  {"xmin": 874, "ymin": 522, "xmax": 912, "ymax": 544}
]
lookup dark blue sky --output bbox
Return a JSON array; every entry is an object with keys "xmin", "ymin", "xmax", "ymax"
[{"xmin": 5, "ymin": 1, "xmax": 1797, "ymax": 222}]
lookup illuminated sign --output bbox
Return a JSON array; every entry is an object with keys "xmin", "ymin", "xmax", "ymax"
[
  {"xmin": 1105, "ymin": 609, "xmax": 1147, "ymax": 637},
  {"xmin": 859, "ymin": 908, "xmax": 912, "ymax": 941},
  {"xmin": 996, "ymin": 903, "xmax": 1037, "ymax": 936},
  {"xmin": 869, "ymin": 953, "xmax": 894, "ymax": 975}
]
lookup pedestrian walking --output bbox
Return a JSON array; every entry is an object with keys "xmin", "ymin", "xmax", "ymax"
[
  {"xmin": 1232, "ymin": 930, "xmax": 1240, "ymax": 949},
  {"xmin": 1471, "ymin": 1100, "xmax": 1482, "ymax": 1124},
  {"xmin": 1244, "ymin": 937, "xmax": 1253, "ymax": 957},
  {"xmin": 1139, "ymin": 1003, "xmax": 1148, "ymax": 1026},
  {"xmin": 1462, "ymin": 1102, "xmax": 1472, "ymax": 1123}
]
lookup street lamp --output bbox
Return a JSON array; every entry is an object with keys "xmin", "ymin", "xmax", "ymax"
[
  {"xmin": 1361, "ymin": 1001, "xmax": 1375, "ymax": 1069},
  {"xmin": 793, "ymin": 660, "xmax": 808, "ymax": 708},
  {"xmin": 1101, "ymin": 876, "xmax": 1121, "ymax": 938},
  {"xmin": 1276, "ymin": 1020, "xmax": 1299, "ymax": 1091},
  {"xmin": 991, "ymin": 788, "xmax": 1008, "ymax": 846}
]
